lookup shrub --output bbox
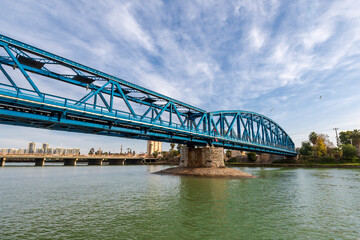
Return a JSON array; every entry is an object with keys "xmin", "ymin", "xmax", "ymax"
[{"xmin": 342, "ymin": 144, "xmax": 357, "ymax": 160}]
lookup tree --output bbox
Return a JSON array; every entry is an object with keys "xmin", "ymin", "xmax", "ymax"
[
  {"xmin": 299, "ymin": 141, "xmax": 313, "ymax": 156},
  {"xmin": 309, "ymin": 132, "xmax": 318, "ymax": 145},
  {"xmin": 318, "ymin": 134, "xmax": 334, "ymax": 148},
  {"xmin": 339, "ymin": 131, "xmax": 352, "ymax": 145},
  {"xmin": 315, "ymin": 137, "xmax": 327, "ymax": 157},
  {"xmin": 332, "ymin": 147, "xmax": 342, "ymax": 159},
  {"xmin": 226, "ymin": 149, "xmax": 232, "ymax": 158},
  {"xmin": 88, "ymin": 148, "xmax": 95, "ymax": 155},
  {"xmin": 352, "ymin": 129, "xmax": 360, "ymax": 149},
  {"xmin": 152, "ymin": 151, "xmax": 159, "ymax": 158},
  {"xmin": 170, "ymin": 143, "xmax": 175, "ymax": 151},
  {"xmin": 246, "ymin": 152, "xmax": 257, "ymax": 162},
  {"xmin": 342, "ymin": 144, "xmax": 357, "ymax": 160}
]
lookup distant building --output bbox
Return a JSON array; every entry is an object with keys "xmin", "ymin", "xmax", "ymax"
[
  {"xmin": 147, "ymin": 141, "xmax": 162, "ymax": 156},
  {"xmin": 18, "ymin": 148, "xmax": 27, "ymax": 154},
  {"xmin": 72, "ymin": 148, "xmax": 80, "ymax": 155},
  {"xmin": 54, "ymin": 148, "xmax": 64, "ymax": 155},
  {"xmin": 47, "ymin": 148, "xmax": 53, "ymax": 154},
  {"xmin": 42, "ymin": 143, "xmax": 49, "ymax": 154},
  {"xmin": 0, "ymin": 143, "xmax": 80, "ymax": 155},
  {"xmin": 28, "ymin": 142, "xmax": 36, "ymax": 154}
]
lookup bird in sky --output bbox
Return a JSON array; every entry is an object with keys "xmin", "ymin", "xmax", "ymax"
[{"xmin": 319, "ymin": 95, "xmax": 322, "ymax": 99}]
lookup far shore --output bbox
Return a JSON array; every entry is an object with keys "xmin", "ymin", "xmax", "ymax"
[{"xmin": 225, "ymin": 163, "xmax": 360, "ymax": 168}]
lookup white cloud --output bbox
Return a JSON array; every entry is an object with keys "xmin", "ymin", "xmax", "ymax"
[{"xmin": 106, "ymin": 2, "xmax": 155, "ymax": 53}]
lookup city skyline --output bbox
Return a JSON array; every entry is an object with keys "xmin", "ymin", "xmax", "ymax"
[
  {"xmin": 0, "ymin": 141, "xmax": 80, "ymax": 155},
  {"xmin": 0, "ymin": 1, "xmax": 359, "ymax": 151}
]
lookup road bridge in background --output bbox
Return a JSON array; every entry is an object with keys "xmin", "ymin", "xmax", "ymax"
[
  {"xmin": 0, "ymin": 155, "xmax": 147, "ymax": 166},
  {"xmin": 0, "ymin": 34, "xmax": 296, "ymax": 157}
]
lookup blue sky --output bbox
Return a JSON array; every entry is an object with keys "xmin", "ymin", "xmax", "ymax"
[{"xmin": 0, "ymin": 0, "xmax": 359, "ymax": 153}]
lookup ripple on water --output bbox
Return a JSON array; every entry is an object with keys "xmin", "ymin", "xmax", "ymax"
[{"xmin": 0, "ymin": 165, "xmax": 360, "ymax": 239}]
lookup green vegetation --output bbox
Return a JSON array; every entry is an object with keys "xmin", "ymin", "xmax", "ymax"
[
  {"xmin": 152, "ymin": 151, "xmax": 159, "ymax": 158},
  {"xmin": 298, "ymin": 130, "xmax": 360, "ymax": 164},
  {"xmin": 342, "ymin": 144, "xmax": 357, "ymax": 161},
  {"xmin": 246, "ymin": 152, "xmax": 257, "ymax": 162},
  {"xmin": 226, "ymin": 149, "xmax": 232, "ymax": 158}
]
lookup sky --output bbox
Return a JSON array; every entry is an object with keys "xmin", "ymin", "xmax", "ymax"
[{"xmin": 0, "ymin": 0, "xmax": 359, "ymax": 153}]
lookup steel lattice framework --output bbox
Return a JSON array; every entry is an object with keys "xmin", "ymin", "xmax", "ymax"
[{"xmin": 0, "ymin": 34, "xmax": 296, "ymax": 156}]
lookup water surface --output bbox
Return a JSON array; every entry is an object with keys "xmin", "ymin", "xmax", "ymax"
[{"xmin": 1, "ymin": 165, "xmax": 359, "ymax": 239}]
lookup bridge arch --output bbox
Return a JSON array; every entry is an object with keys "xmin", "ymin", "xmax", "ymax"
[{"xmin": 205, "ymin": 110, "xmax": 295, "ymax": 155}]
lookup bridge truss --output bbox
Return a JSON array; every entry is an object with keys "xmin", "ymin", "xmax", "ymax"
[{"xmin": 0, "ymin": 34, "xmax": 296, "ymax": 156}]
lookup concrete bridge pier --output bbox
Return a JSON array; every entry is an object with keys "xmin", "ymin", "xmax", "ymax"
[
  {"xmin": 108, "ymin": 159, "xmax": 125, "ymax": 165},
  {"xmin": 64, "ymin": 158, "xmax": 78, "ymax": 166},
  {"xmin": 180, "ymin": 146, "xmax": 225, "ymax": 168},
  {"xmin": 1, "ymin": 157, "xmax": 5, "ymax": 167},
  {"xmin": 88, "ymin": 158, "xmax": 104, "ymax": 166},
  {"xmin": 35, "ymin": 158, "xmax": 46, "ymax": 166}
]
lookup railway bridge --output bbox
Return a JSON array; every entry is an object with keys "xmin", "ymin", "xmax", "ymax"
[{"xmin": 0, "ymin": 34, "xmax": 296, "ymax": 167}]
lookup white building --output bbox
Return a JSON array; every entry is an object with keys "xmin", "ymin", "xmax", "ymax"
[
  {"xmin": 147, "ymin": 141, "xmax": 162, "ymax": 156},
  {"xmin": 28, "ymin": 142, "xmax": 36, "ymax": 154}
]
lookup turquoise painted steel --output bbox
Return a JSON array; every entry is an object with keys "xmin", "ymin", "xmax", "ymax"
[{"xmin": 0, "ymin": 34, "xmax": 296, "ymax": 156}]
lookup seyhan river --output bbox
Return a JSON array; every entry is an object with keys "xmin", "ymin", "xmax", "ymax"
[{"xmin": 1, "ymin": 165, "xmax": 360, "ymax": 239}]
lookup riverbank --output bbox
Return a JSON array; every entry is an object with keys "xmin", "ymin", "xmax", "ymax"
[{"xmin": 226, "ymin": 163, "xmax": 360, "ymax": 168}]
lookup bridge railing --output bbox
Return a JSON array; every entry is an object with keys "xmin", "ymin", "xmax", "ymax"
[{"xmin": 0, "ymin": 83, "xmax": 209, "ymax": 133}]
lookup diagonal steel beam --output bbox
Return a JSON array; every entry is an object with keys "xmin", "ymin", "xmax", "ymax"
[
  {"xmin": 3, "ymin": 45, "xmax": 41, "ymax": 96},
  {"xmin": 0, "ymin": 64, "xmax": 20, "ymax": 91}
]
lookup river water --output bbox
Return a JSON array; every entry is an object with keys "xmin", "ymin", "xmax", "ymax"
[{"xmin": 1, "ymin": 165, "xmax": 360, "ymax": 239}]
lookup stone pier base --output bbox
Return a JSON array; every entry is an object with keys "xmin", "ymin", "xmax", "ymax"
[
  {"xmin": 154, "ymin": 146, "xmax": 254, "ymax": 178},
  {"xmin": 64, "ymin": 158, "xmax": 78, "ymax": 166},
  {"xmin": 108, "ymin": 159, "xmax": 125, "ymax": 165},
  {"xmin": 88, "ymin": 159, "xmax": 104, "ymax": 166},
  {"xmin": 35, "ymin": 158, "xmax": 46, "ymax": 166},
  {"xmin": 1, "ymin": 157, "xmax": 5, "ymax": 167},
  {"xmin": 179, "ymin": 146, "xmax": 225, "ymax": 168}
]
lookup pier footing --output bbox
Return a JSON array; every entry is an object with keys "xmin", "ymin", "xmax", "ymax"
[
  {"xmin": 64, "ymin": 158, "xmax": 78, "ymax": 166},
  {"xmin": 35, "ymin": 158, "xmax": 46, "ymax": 166},
  {"xmin": 155, "ymin": 146, "xmax": 254, "ymax": 178},
  {"xmin": 88, "ymin": 159, "xmax": 104, "ymax": 166},
  {"xmin": 1, "ymin": 157, "xmax": 5, "ymax": 167}
]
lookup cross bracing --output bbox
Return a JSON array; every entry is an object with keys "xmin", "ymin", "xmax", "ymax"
[{"xmin": 0, "ymin": 34, "xmax": 296, "ymax": 156}]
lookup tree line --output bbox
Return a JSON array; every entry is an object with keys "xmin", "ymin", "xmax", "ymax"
[{"xmin": 298, "ymin": 129, "xmax": 360, "ymax": 163}]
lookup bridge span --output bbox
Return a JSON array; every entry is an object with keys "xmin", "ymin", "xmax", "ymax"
[
  {"xmin": 0, "ymin": 34, "xmax": 296, "ymax": 157},
  {"xmin": 0, "ymin": 155, "xmax": 152, "ymax": 167}
]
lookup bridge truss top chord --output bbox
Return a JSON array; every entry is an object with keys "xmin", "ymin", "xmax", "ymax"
[{"xmin": 0, "ymin": 34, "xmax": 296, "ymax": 156}]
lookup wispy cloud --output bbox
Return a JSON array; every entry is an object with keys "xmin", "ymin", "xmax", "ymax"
[{"xmin": 0, "ymin": 0, "xmax": 359, "ymax": 150}]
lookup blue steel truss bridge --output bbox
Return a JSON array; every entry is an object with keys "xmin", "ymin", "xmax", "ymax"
[{"xmin": 0, "ymin": 34, "xmax": 296, "ymax": 156}]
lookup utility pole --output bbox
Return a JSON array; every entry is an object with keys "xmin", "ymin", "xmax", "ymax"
[{"xmin": 333, "ymin": 128, "xmax": 340, "ymax": 147}]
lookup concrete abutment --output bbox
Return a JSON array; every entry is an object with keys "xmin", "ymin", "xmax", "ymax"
[{"xmin": 1, "ymin": 157, "xmax": 5, "ymax": 167}]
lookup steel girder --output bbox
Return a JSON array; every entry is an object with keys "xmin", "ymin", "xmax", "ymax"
[{"xmin": 0, "ymin": 34, "xmax": 297, "ymax": 156}]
